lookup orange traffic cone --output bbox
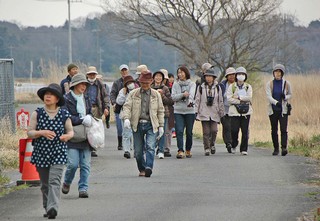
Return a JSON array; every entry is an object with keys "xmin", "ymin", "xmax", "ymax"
[{"xmin": 17, "ymin": 139, "xmax": 40, "ymax": 186}]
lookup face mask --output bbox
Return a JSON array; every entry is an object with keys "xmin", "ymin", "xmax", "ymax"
[
  {"xmin": 236, "ymin": 75, "xmax": 245, "ymax": 82},
  {"xmin": 127, "ymin": 83, "xmax": 135, "ymax": 90},
  {"xmin": 88, "ymin": 78, "xmax": 96, "ymax": 83}
]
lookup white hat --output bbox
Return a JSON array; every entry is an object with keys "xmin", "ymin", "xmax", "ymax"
[
  {"xmin": 236, "ymin": 67, "xmax": 247, "ymax": 75},
  {"xmin": 86, "ymin": 66, "xmax": 98, "ymax": 75},
  {"xmin": 201, "ymin": 63, "xmax": 213, "ymax": 72},
  {"xmin": 135, "ymin": 64, "xmax": 148, "ymax": 75},
  {"xmin": 119, "ymin": 64, "xmax": 129, "ymax": 71},
  {"xmin": 160, "ymin": 68, "xmax": 169, "ymax": 80},
  {"xmin": 225, "ymin": 67, "xmax": 236, "ymax": 77}
]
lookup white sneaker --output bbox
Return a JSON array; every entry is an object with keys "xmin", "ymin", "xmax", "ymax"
[
  {"xmin": 231, "ymin": 148, "xmax": 236, "ymax": 154},
  {"xmin": 158, "ymin": 153, "xmax": 164, "ymax": 159},
  {"xmin": 241, "ymin": 151, "xmax": 248, "ymax": 155}
]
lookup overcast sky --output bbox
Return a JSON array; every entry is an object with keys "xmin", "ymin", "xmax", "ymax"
[{"xmin": 0, "ymin": 0, "xmax": 319, "ymax": 27}]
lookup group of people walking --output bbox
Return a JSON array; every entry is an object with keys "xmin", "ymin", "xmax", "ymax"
[{"xmin": 26, "ymin": 62, "xmax": 292, "ymax": 219}]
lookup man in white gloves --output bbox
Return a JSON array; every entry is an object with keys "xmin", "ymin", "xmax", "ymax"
[{"xmin": 122, "ymin": 71, "xmax": 164, "ymax": 177}]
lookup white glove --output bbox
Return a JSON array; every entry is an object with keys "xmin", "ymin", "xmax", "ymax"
[
  {"xmin": 157, "ymin": 127, "xmax": 164, "ymax": 140},
  {"xmin": 124, "ymin": 119, "xmax": 131, "ymax": 129},
  {"xmin": 82, "ymin": 115, "xmax": 92, "ymax": 127}
]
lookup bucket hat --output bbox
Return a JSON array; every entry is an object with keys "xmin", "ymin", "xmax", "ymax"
[
  {"xmin": 201, "ymin": 63, "xmax": 213, "ymax": 72},
  {"xmin": 273, "ymin": 64, "xmax": 285, "ymax": 76},
  {"xmin": 135, "ymin": 64, "xmax": 148, "ymax": 75},
  {"xmin": 37, "ymin": 83, "xmax": 65, "ymax": 106},
  {"xmin": 153, "ymin": 70, "xmax": 165, "ymax": 80},
  {"xmin": 139, "ymin": 71, "xmax": 153, "ymax": 83},
  {"xmin": 225, "ymin": 67, "xmax": 236, "ymax": 77},
  {"xmin": 70, "ymin": 73, "xmax": 89, "ymax": 89},
  {"xmin": 204, "ymin": 68, "xmax": 218, "ymax": 77},
  {"xmin": 160, "ymin": 69, "xmax": 169, "ymax": 80},
  {"xmin": 86, "ymin": 66, "xmax": 98, "ymax": 75},
  {"xmin": 235, "ymin": 67, "xmax": 248, "ymax": 81},
  {"xmin": 123, "ymin": 75, "xmax": 135, "ymax": 87}
]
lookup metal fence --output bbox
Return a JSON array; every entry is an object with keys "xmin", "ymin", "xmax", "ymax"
[{"xmin": 0, "ymin": 59, "xmax": 15, "ymax": 132}]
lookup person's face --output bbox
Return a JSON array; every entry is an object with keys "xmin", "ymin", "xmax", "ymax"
[
  {"xmin": 140, "ymin": 81, "xmax": 151, "ymax": 90},
  {"xmin": 273, "ymin": 70, "xmax": 282, "ymax": 80},
  {"xmin": 154, "ymin": 73, "xmax": 163, "ymax": 84},
  {"xmin": 205, "ymin": 75, "xmax": 214, "ymax": 84},
  {"xmin": 87, "ymin": 73, "xmax": 96, "ymax": 80},
  {"xmin": 169, "ymin": 76, "xmax": 175, "ymax": 83},
  {"xmin": 69, "ymin": 67, "xmax": 78, "ymax": 77},
  {"xmin": 73, "ymin": 82, "xmax": 87, "ymax": 94},
  {"xmin": 178, "ymin": 69, "xmax": 186, "ymax": 80},
  {"xmin": 227, "ymin": 74, "xmax": 235, "ymax": 83},
  {"xmin": 121, "ymin": 68, "xmax": 129, "ymax": 77},
  {"xmin": 44, "ymin": 91, "xmax": 59, "ymax": 106}
]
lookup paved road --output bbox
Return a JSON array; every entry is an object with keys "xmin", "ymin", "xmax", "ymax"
[{"xmin": 2, "ymin": 104, "xmax": 319, "ymax": 220}]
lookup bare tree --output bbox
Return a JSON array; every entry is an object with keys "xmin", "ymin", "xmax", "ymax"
[{"xmin": 103, "ymin": 0, "xmax": 284, "ymax": 76}]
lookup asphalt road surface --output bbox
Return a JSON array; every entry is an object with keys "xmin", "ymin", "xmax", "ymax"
[{"xmin": 1, "ymin": 104, "xmax": 319, "ymax": 220}]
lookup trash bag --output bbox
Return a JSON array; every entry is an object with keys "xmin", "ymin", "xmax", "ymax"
[{"xmin": 86, "ymin": 116, "xmax": 105, "ymax": 150}]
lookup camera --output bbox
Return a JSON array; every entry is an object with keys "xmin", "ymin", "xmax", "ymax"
[{"xmin": 206, "ymin": 96, "xmax": 214, "ymax": 106}]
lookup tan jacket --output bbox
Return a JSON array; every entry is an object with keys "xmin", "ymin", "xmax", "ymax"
[
  {"xmin": 122, "ymin": 88, "xmax": 165, "ymax": 132},
  {"xmin": 227, "ymin": 82, "xmax": 253, "ymax": 116}
]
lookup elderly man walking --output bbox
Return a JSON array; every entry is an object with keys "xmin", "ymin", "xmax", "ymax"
[{"xmin": 122, "ymin": 71, "xmax": 165, "ymax": 177}]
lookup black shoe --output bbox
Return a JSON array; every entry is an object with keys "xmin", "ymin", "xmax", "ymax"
[
  {"xmin": 281, "ymin": 149, "xmax": 288, "ymax": 156},
  {"xmin": 118, "ymin": 146, "xmax": 123, "ymax": 150},
  {"xmin": 62, "ymin": 183, "xmax": 70, "ymax": 194},
  {"xmin": 145, "ymin": 168, "xmax": 152, "ymax": 177},
  {"xmin": 164, "ymin": 152, "xmax": 171, "ymax": 157},
  {"xmin": 211, "ymin": 146, "xmax": 216, "ymax": 154},
  {"xmin": 91, "ymin": 151, "xmax": 98, "ymax": 157},
  {"xmin": 47, "ymin": 208, "xmax": 57, "ymax": 219},
  {"xmin": 272, "ymin": 150, "xmax": 279, "ymax": 155},
  {"xmin": 79, "ymin": 191, "xmax": 89, "ymax": 198},
  {"xmin": 106, "ymin": 122, "xmax": 110, "ymax": 129},
  {"xmin": 124, "ymin": 151, "xmax": 131, "ymax": 159},
  {"xmin": 226, "ymin": 143, "xmax": 232, "ymax": 153},
  {"xmin": 117, "ymin": 136, "xmax": 123, "ymax": 150}
]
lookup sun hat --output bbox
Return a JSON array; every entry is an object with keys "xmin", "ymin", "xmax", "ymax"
[
  {"xmin": 225, "ymin": 67, "xmax": 236, "ymax": 77},
  {"xmin": 67, "ymin": 63, "xmax": 78, "ymax": 72},
  {"xmin": 70, "ymin": 73, "xmax": 89, "ymax": 89},
  {"xmin": 135, "ymin": 64, "xmax": 148, "ymax": 75},
  {"xmin": 236, "ymin": 67, "xmax": 247, "ymax": 75},
  {"xmin": 273, "ymin": 64, "xmax": 285, "ymax": 76},
  {"xmin": 203, "ymin": 68, "xmax": 218, "ymax": 77},
  {"xmin": 160, "ymin": 69, "xmax": 169, "ymax": 80},
  {"xmin": 37, "ymin": 83, "xmax": 65, "ymax": 106},
  {"xmin": 139, "ymin": 71, "xmax": 153, "ymax": 83},
  {"xmin": 123, "ymin": 75, "xmax": 135, "ymax": 87},
  {"xmin": 153, "ymin": 70, "xmax": 165, "ymax": 80},
  {"xmin": 86, "ymin": 66, "xmax": 98, "ymax": 75},
  {"xmin": 119, "ymin": 64, "xmax": 129, "ymax": 71}
]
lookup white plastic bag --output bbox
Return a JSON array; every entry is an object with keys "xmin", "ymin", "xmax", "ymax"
[{"xmin": 86, "ymin": 116, "xmax": 105, "ymax": 150}]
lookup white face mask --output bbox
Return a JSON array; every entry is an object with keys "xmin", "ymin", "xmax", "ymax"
[
  {"xmin": 236, "ymin": 75, "xmax": 245, "ymax": 82},
  {"xmin": 127, "ymin": 83, "xmax": 135, "ymax": 90},
  {"xmin": 88, "ymin": 78, "xmax": 96, "ymax": 83}
]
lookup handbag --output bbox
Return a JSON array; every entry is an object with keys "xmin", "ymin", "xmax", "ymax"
[
  {"xmin": 69, "ymin": 124, "xmax": 87, "ymax": 143},
  {"xmin": 235, "ymin": 103, "xmax": 250, "ymax": 114},
  {"xmin": 86, "ymin": 117, "xmax": 105, "ymax": 150}
]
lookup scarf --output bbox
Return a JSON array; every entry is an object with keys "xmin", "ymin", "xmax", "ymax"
[{"xmin": 71, "ymin": 90, "xmax": 86, "ymax": 118}]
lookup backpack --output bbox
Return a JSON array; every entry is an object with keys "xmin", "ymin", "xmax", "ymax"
[{"xmin": 32, "ymin": 107, "xmax": 68, "ymax": 146}]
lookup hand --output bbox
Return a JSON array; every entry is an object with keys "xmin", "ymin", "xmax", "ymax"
[
  {"xmin": 157, "ymin": 127, "xmax": 164, "ymax": 140},
  {"xmin": 183, "ymin": 91, "xmax": 190, "ymax": 97},
  {"xmin": 41, "ymin": 130, "xmax": 56, "ymax": 140},
  {"xmin": 195, "ymin": 113, "xmax": 200, "ymax": 121},
  {"xmin": 82, "ymin": 115, "xmax": 92, "ymax": 127},
  {"xmin": 281, "ymin": 93, "xmax": 286, "ymax": 100},
  {"xmin": 124, "ymin": 119, "xmax": 131, "ymax": 129},
  {"xmin": 276, "ymin": 102, "xmax": 282, "ymax": 108},
  {"xmin": 157, "ymin": 89, "xmax": 163, "ymax": 94},
  {"xmin": 104, "ymin": 108, "xmax": 109, "ymax": 116}
]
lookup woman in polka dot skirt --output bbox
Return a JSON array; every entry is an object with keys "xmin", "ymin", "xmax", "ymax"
[{"xmin": 27, "ymin": 83, "xmax": 74, "ymax": 219}]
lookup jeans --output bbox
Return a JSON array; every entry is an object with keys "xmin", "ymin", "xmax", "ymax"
[
  {"xmin": 157, "ymin": 118, "xmax": 168, "ymax": 154},
  {"xmin": 174, "ymin": 113, "xmax": 195, "ymax": 152},
  {"xmin": 230, "ymin": 115, "xmax": 251, "ymax": 152},
  {"xmin": 269, "ymin": 111, "xmax": 288, "ymax": 150},
  {"xmin": 133, "ymin": 122, "xmax": 157, "ymax": 172},
  {"xmin": 64, "ymin": 148, "xmax": 91, "ymax": 192},
  {"xmin": 201, "ymin": 121, "xmax": 218, "ymax": 150},
  {"xmin": 115, "ymin": 113, "xmax": 123, "ymax": 137},
  {"xmin": 37, "ymin": 164, "xmax": 64, "ymax": 212},
  {"xmin": 122, "ymin": 119, "xmax": 133, "ymax": 152},
  {"xmin": 221, "ymin": 115, "xmax": 232, "ymax": 146}
]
